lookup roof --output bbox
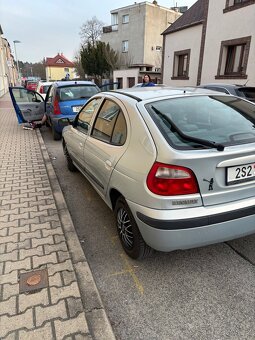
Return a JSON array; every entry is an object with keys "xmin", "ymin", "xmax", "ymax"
[
  {"xmin": 53, "ymin": 80, "xmax": 98, "ymax": 87},
  {"xmin": 162, "ymin": 0, "xmax": 207, "ymax": 35},
  {"xmin": 107, "ymin": 86, "xmax": 221, "ymax": 102},
  {"xmin": 45, "ymin": 53, "xmax": 75, "ymax": 67}
]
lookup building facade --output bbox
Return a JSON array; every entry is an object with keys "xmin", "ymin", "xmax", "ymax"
[
  {"xmin": 162, "ymin": 0, "xmax": 255, "ymax": 86},
  {"xmin": 101, "ymin": 1, "xmax": 181, "ymax": 88},
  {"xmin": 0, "ymin": 26, "xmax": 17, "ymax": 97},
  {"xmin": 45, "ymin": 53, "xmax": 76, "ymax": 81}
]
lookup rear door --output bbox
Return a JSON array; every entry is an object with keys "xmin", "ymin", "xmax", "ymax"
[
  {"xmin": 9, "ymin": 87, "xmax": 45, "ymax": 123},
  {"xmin": 83, "ymin": 98, "xmax": 129, "ymax": 197}
]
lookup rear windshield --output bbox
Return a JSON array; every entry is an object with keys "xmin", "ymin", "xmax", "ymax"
[
  {"xmin": 42, "ymin": 85, "xmax": 50, "ymax": 93},
  {"xmin": 146, "ymin": 95, "xmax": 255, "ymax": 150},
  {"xmin": 58, "ymin": 85, "xmax": 100, "ymax": 101},
  {"xmin": 238, "ymin": 88, "xmax": 255, "ymax": 101}
]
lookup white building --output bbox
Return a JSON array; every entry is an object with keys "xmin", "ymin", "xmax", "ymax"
[
  {"xmin": 101, "ymin": 1, "xmax": 182, "ymax": 88},
  {"xmin": 162, "ymin": 0, "xmax": 255, "ymax": 86}
]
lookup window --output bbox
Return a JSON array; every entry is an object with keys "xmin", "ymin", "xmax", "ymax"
[
  {"xmin": 171, "ymin": 49, "xmax": 190, "ymax": 80},
  {"xmin": 64, "ymin": 68, "xmax": 69, "ymax": 72},
  {"xmin": 122, "ymin": 14, "xmax": 129, "ymax": 24},
  {"xmin": 122, "ymin": 40, "xmax": 128, "ymax": 53},
  {"xmin": 76, "ymin": 98, "xmax": 101, "ymax": 134},
  {"xmin": 224, "ymin": 0, "xmax": 255, "ymax": 12},
  {"xmin": 216, "ymin": 37, "xmax": 251, "ymax": 79},
  {"xmin": 111, "ymin": 13, "xmax": 118, "ymax": 30},
  {"xmin": 92, "ymin": 100, "xmax": 127, "ymax": 145},
  {"xmin": 156, "ymin": 46, "xmax": 162, "ymax": 51}
]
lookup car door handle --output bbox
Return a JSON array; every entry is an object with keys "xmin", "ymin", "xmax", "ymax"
[{"xmin": 105, "ymin": 160, "xmax": 112, "ymax": 168}]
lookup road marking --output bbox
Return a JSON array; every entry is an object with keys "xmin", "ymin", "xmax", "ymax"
[{"xmin": 108, "ymin": 253, "xmax": 144, "ymax": 295}]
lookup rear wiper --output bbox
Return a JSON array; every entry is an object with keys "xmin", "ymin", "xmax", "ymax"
[{"xmin": 151, "ymin": 106, "xmax": 225, "ymax": 151}]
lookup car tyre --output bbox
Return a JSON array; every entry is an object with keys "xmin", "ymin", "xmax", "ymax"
[
  {"xmin": 52, "ymin": 126, "xmax": 62, "ymax": 140},
  {"xmin": 63, "ymin": 143, "xmax": 77, "ymax": 172},
  {"xmin": 114, "ymin": 196, "xmax": 153, "ymax": 259}
]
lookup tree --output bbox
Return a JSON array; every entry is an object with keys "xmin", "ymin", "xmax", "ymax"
[
  {"xmin": 80, "ymin": 41, "xmax": 111, "ymax": 83},
  {"xmin": 80, "ymin": 16, "xmax": 105, "ymax": 47},
  {"xmin": 73, "ymin": 50, "xmax": 86, "ymax": 79}
]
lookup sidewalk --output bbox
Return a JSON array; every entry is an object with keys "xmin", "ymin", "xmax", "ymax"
[{"xmin": 0, "ymin": 92, "xmax": 116, "ymax": 340}]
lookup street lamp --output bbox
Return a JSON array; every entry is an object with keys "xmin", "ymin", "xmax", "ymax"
[{"xmin": 13, "ymin": 40, "xmax": 21, "ymax": 84}]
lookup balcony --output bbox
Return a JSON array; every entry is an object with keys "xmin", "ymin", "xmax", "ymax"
[{"xmin": 103, "ymin": 25, "xmax": 118, "ymax": 33}]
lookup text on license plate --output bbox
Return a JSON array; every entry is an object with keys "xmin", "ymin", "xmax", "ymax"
[
  {"xmin": 227, "ymin": 162, "xmax": 255, "ymax": 185},
  {"xmin": 72, "ymin": 106, "xmax": 82, "ymax": 113}
]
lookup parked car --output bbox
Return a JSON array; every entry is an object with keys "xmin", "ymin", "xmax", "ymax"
[
  {"xmin": 61, "ymin": 87, "xmax": 255, "ymax": 259},
  {"xmin": 25, "ymin": 80, "xmax": 38, "ymax": 91},
  {"xmin": 9, "ymin": 80, "xmax": 101, "ymax": 140},
  {"xmin": 45, "ymin": 81, "xmax": 100, "ymax": 140},
  {"xmin": 198, "ymin": 83, "xmax": 255, "ymax": 103},
  {"xmin": 36, "ymin": 81, "xmax": 52, "ymax": 99}
]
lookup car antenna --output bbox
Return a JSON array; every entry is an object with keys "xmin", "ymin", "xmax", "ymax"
[
  {"xmin": 243, "ymin": 79, "xmax": 249, "ymax": 86},
  {"xmin": 183, "ymin": 90, "xmax": 186, "ymax": 94}
]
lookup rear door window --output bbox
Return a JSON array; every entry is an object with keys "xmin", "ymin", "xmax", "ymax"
[{"xmin": 92, "ymin": 100, "xmax": 127, "ymax": 145}]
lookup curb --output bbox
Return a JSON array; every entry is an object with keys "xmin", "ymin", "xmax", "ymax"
[{"xmin": 36, "ymin": 130, "xmax": 116, "ymax": 340}]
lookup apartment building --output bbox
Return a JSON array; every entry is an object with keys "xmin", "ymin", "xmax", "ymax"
[{"xmin": 101, "ymin": 1, "xmax": 182, "ymax": 88}]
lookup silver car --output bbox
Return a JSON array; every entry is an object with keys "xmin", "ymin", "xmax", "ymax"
[{"xmin": 62, "ymin": 87, "xmax": 255, "ymax": 259}]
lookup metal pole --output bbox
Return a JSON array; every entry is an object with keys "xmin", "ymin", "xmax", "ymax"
[{"xmin": 13, "ymin": 40, "xmax": 21, "ymax": 84}]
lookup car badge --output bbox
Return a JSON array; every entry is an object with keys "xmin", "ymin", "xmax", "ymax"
[{"xmin": 203, "ymin": 178, "xmax": 214, "ymax": 191}]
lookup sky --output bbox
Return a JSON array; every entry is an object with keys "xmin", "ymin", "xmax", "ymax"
[{"xmin": 0, "ymin": 0, "xmax": 197, "ymax": 63}]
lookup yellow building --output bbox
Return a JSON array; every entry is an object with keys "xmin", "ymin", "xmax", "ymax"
[{"xmin": 45, "ymin": 53, "xmax": 76, "ymax": 81}]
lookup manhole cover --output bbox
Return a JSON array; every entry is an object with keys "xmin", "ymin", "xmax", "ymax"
[{"xmin": 19, "ymin": 269, "xmax": 49, "ymax": 293}]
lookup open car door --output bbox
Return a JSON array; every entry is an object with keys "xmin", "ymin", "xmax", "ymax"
[{"xmin": 9, "ymin": 86, "xmax": 45, "ymax": 124}]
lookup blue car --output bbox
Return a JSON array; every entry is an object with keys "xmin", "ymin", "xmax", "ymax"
[
  {"xmin": 45, "ymin": 81, "xmax": 100, "ymax": 140},
  {"xmin": 9, "ymin": 80, "xmax": 100, "ymax": 140}
]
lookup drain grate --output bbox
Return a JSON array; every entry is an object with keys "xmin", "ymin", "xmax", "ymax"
[{"xmin": 19, "ymin": 269, "xmax": 49, "ymax": 294}]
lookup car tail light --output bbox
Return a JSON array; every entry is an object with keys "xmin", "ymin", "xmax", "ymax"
[
  {"xmin": 147, "ymin": 162, "xmax": 199, "ymax": 196},
  {"xmin": 53, "ymin": 95, "xmax": 61, "ymax": 114},
  {"xmin": 39, "ymin": 86, "xmax": 44, "ymax": 94}
]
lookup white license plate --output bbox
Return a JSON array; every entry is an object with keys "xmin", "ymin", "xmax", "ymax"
[
  {"xmin": 227, "ymin": 163, "xmax": 255, "ymax": 185},
  {"xmin": 72, "ymin": 106, "xmax": 82, "ymax": 113}
]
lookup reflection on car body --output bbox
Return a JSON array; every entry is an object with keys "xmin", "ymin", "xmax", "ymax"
[{"xmin": 62, "ymin": 87, "xmax": 255, "ymax": 259}]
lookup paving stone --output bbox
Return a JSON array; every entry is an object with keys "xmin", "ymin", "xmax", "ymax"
[
  {"xmin": 0, "ymin": 295, "xmax": 17, "ymax": 316},
  {"xmin": 7, "ymin": 239, "xmax": 31, "ymax": 253},
  {"xmin": 32, "ymin": 235, "xmax": 54, "ymax": 248},
  {"xmin": 4, "ymin": 257, "xmax": 31, "ymax": 274},
  {"xmin": 54, "ymin": 312, "xmax": 89, "ymax": 339},
  {"xmin": 30, "ymin": 222, "xmax": 52, "ymax": 232},
  {"xmin": 19, "ymin": 246, "xmax": 44, "ymax": 260},
  {"xmin": 0, "ymin": 234, "xmax": 18, "ymax": 245},
  {"xmin": 0, "ymin": 271, "xmax": 18, "ymax": 285},
  {"xmin": 66, "ymin": 297, "xmax": 84, "ymax": 318},
  {"xmin": 18, "ymin": 322, "xmax": 53, "ymax": 339},
  {"xmin": 1, "ymin": 249, "xmax": 18, "ymax": 262},
  {"xmin": 48, "ymin": 272, "xmax": 63, "ymax": 287},
  {"xmin": 0, "ymin": 308, "xmax": 34, "ymax": 338},
  {"xmin": 32, "ymin": 252, "xmax": 58, "ymax": 269},
  {"xmin": 50, "ymin": 282, "xmax": 81, "ymax": 304},
  {"xmin": 19, "ymin": 288, "xmax": 49, "ymax": 313},
  {"xmin": 20, "ymin": 230, "xmax": 41, "ymax": 242},
  {"xmin": 8, "ymin": 224, "xmax": 30, "ymax": 236},
  {"xmin": 35, "ymin": 299, "xmax": 67, "ymax": 327},
  {"xmin": 42, "ymin": 227, "xmax": 63, "ymax": 238},
  {"xmin": 44, "ymin": 241, "xmax": 68, "ymax": 255}
]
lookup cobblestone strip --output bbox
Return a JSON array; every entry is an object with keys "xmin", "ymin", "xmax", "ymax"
[{"xmin": 0, "ymin": 107, "xmax": 91, "ymax": 339}]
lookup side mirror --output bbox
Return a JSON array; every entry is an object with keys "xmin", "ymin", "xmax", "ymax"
[{"xmin": 58, "ymin": 118, "xmax": 72, "ymax": 128}]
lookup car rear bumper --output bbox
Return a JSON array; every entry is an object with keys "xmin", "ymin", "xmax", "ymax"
[{"xmin": 127, "ymin": 197, "xmax": 255, "ymax": 252}]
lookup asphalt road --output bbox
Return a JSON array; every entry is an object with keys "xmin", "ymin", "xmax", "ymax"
[{"xmin": 41, "ymin": 126, "xmax": 255, "ymax": 340}]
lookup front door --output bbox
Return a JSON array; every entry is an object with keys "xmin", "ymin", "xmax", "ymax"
[{"xmin": 9, "ymin": 87, "xmax": 45, "ymax": 123}]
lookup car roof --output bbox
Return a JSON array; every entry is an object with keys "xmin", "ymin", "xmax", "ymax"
[
  {"xmin": 107, "ymin": 86, "xmax": 224, "ymax": 102},
  {"xmin": 199, "ymin": 83, "xmax": 249, "ymax": 89},
  {"xmin": 53, "ymin": 80, "xmax": 97, "ymax": 87}
]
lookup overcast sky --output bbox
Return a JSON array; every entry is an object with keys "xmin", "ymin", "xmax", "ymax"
[{"xmin": 0, "ymin": 0, "xmax": 197, "ymax": 63}]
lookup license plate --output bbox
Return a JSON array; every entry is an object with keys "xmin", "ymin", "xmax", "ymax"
[
  {"xmin": 72, "ymin": 106, "xmax": 82, "ymax": 113},
  {"xmin": 227, "ymin": 162, "xmax": 255, "ymax": 185}
]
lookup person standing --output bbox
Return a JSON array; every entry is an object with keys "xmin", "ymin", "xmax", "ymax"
[{"xmin": 141, "ymin": 74, "xmax": 155, "ymax": 87}]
